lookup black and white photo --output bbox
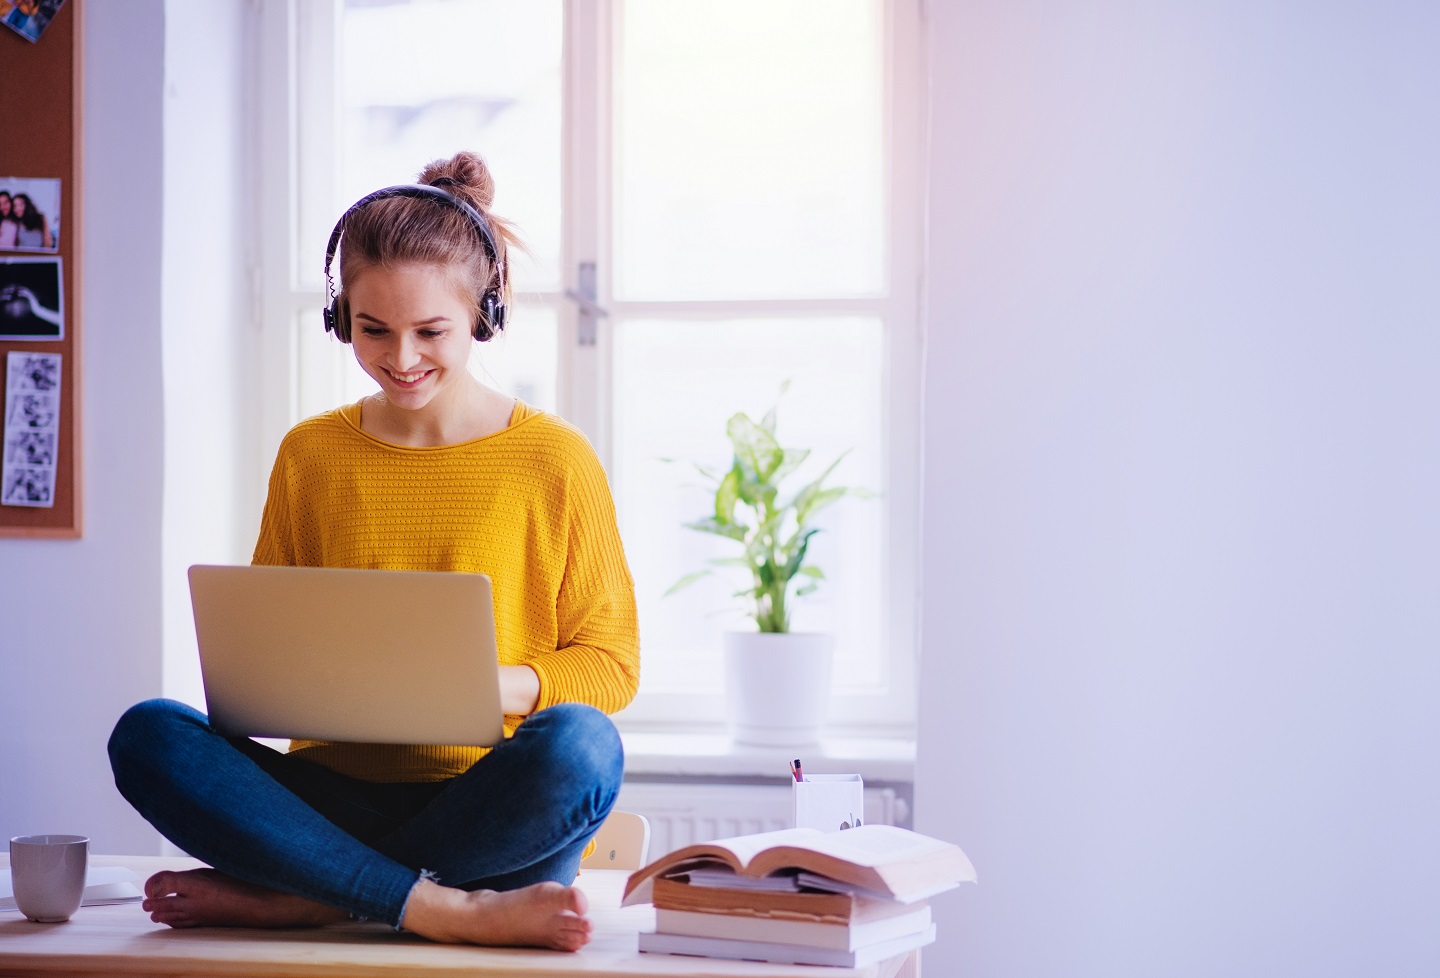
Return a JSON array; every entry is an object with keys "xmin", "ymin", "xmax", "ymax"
[
  {"xmin": 2, "ymin": 466, "xmax": 53, "ymax": 506},
  {"xmin": 4, "ymin": 429, "xmax": 55, "ymax": 467},
  {"xmin": 7, "ymin": 351, "xmax": 60, "ymax": 392},
  {"xmin": 2, "ymin": 351, "xmax": 61, "ymax": 508},
  {"xmin": 0, "ymin": 257, "xmax": 63, "ymax": 339},
  {"xmin": 6, "ymin": 392, "xmax": 58, "ymax": 430}
]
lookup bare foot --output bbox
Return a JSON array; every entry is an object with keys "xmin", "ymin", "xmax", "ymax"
[
  {"xmin": 400, "ymin": 879, "xmax": 592, "ymax": 951},
  {"xmin": 142, "ymin": 869, "xmax": 347, "ymax": 930}
]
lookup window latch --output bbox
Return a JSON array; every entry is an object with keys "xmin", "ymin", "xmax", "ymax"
[{"xmin": 563, "ymin": 262, "xmax": 609, "ymax": 347}]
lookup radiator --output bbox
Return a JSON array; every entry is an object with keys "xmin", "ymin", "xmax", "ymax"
[{"xmin": 616, "ymin": 781, "xmax": 900, "ymax": 857}]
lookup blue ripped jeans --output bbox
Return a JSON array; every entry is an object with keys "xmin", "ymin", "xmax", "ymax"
[{"xmin": 107, "ymin": 699, "xmax": 622, "ymax": 928}]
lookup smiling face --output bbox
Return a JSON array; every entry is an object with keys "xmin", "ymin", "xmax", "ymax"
[
  {"xmin": 346, "ymin": 263, "xmax": 478, "ymax": 418},
  {"xmin": 0, "ymin": 194, "xmax": 10, "ymax": 218},
  {"xmin": 10, "ymin": 196, "xmax": 25, "ymax": 219}
]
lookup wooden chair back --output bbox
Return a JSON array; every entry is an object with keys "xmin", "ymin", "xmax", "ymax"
[{"xmin": 580, "ymin": 810, "xmax": 651, "ymax": 870}]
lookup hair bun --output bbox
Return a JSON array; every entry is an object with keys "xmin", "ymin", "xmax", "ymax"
[{"xmin": 419, "ymin": 151, "xmax": 496, "ymax": 211}]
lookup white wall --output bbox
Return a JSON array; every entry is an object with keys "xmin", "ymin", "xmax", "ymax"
[
  {"xmin": 161, "ymin": 0, "xmax": 256, "ymax": 713},
  {"xmin": 916, "ymin": 3, "xmax": 1439, "ymax": 976},
  {"xmin": 0, "ymin": 0, "xmax": 167, "ymax": 854}
]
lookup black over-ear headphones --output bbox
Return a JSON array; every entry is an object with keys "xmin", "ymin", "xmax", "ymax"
[{"xmin": 322, "ymin": 183, "xmax": 507, "ymax": 343}]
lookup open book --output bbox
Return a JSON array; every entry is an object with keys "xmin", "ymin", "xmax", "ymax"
[
  {"xmin": 652, "ymin": 875, "xmax": 921, "ymax": 923},
  {"xmin": 623, "ymin": 824, "xmax": 976, "ymax": 907}
]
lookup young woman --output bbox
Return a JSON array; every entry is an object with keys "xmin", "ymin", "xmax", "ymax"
[
  {"xmin": 9, "ymin": 194, "xmax": 53, "ymax": 250},
  {"xmin": 107, "ymin": 152, "xmax": 640, "ymax": 951},
  {"xmin": 0, "ymin": 192, "xmax": 18, "ymax": 249}
]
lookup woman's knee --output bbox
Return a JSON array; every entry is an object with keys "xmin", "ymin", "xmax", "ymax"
[
  {"xmin": 524, "ymin": 703, "xmax": 623, "ymax": 790},
  {"xmin": 108, "ymin": 698, "xmax": 206, "ymax": 767}
]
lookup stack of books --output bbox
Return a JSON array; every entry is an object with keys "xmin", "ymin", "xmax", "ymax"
[{"xmin": 624, "ymin": 824, "xmax": 976, "ymax": 968}]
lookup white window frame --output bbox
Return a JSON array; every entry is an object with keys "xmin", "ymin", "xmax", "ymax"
[{"xmin": 253, "ymin": 0, "xmax": 925, "ymax": 738}]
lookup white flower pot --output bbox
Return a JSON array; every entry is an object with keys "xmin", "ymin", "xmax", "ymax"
[{"xmin": 723, "ymin": 631, "xmax": 835, "ymax": 747}]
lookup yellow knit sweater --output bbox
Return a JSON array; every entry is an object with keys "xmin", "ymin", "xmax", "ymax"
[{"xmin": 252, "ymin": 399, "xmax": 640, "ymax": 782}]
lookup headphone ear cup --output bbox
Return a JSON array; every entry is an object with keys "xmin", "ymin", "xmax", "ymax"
[
  {"xmin": 476, "ymin": 291, "xmax": 505, "ymax": 341},
  {"xmin": 330, "ymin": 297, "xmax": 352, "ymax": 343}
]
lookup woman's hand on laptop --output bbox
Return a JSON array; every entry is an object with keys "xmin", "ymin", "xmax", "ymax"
[{"xmin": 499, "ymin": 665, "xmax": 541, "ymax": 716}]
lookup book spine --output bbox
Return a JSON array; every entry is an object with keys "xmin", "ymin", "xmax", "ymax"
[
  {"xmin": 654, "ymin": 904, "xmax": 931, "ymax": 952},
  {"xmin": 639, "ymin": 923, "xmax": 937, "ymax": 968}
]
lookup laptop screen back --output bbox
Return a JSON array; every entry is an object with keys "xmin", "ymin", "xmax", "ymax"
[{"xmin": 188, "ymin": 564, "xmax": 504, "ymax": 746}]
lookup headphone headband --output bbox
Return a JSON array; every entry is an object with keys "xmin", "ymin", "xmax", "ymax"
[{"xmin": 322, "ymin": 183, "xmax": 507, "ymax": 342}]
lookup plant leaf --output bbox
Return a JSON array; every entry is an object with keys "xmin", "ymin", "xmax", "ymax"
[
  {"xmin": 770, "ymin": 448, "xmax": 810, "ymax": 487},
  {"xmin": 736, "ymin": 477, "xmax": 778, "ymax": 510},
  {"xmin": 714, "ymin": 465, "xmax": 741, "ymax": 524},
  {"xmin": 683, "ymin": 517, "xmax": 747, "ymax": 542},
  {"xmin": 783, "ymin": 528, "xmax": 819, "ymax": 581},
  {"xmin": 785, "ymin": 451, "xmax": 848, "ymax": 520},
  {"xmin": 795, "ymin": 485, "xmax": 848, "ymax": 527},
  {"xmin": 663, "ymin": 569, "xmax": 713, "ymax": 596},
  {"xmin": 727, "ymin": 413, "xmax": 784, "ymax": 483},
  {"xmin": 759, "ymin": 381, "xmax": 790, "ymax": 435}
]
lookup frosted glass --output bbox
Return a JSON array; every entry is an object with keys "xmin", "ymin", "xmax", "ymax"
[
  {"xmin": 296, "ymin": 306, "xmax": 356, "ymax": 423},
  {"xmin": 614, "ymin": 0, "xmax": 886, "ymax": 300},
  {"xmin": 467, "ymin": 307, "xmax": 559, "ymax": 413},
  {"xmin": 613, "ymin": 318, "xmax": 885, "ymax": 693},
  {"xmin": 338, "ymin": 0, "xmax": 562, "ymax": 292}
]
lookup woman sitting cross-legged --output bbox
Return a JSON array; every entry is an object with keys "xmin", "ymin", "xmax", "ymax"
[{"xmin": 108, "ymin": 151, "xmax": 640, "ymax": 951}]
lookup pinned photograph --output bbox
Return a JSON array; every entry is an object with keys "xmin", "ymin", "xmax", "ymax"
[
  {"xmin": 0, "ymin": 177, "xmax": 62, "ymax": 253},
  {"xmin": 0, "ymin": 257, "xmax": 63, "ymax": 340},
  {"xmin": 7, "ymin": 392, "xmax": 58, "ymax": 429},
  {"xmin": 0, "ymin": 0, "xmax": 67, "ymax": 43},
  {"xmin": 7, "ymin": 352, "xmax": 59, "ymax": 392},
  {"xmin": 2, "ymin": 466, "xmax": 53, "ymax": 506},
  {"xmin": 3, "ymin": 351, "xmax": 61, "ymax": 508},
  {"xmin": 4, "ymin": 430, "xmax": 55, "ymax": 467}
]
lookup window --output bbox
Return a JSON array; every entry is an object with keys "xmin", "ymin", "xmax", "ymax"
[{"xmin": 257, "ymin": 0, "xmax": 923, "ymax": 735}]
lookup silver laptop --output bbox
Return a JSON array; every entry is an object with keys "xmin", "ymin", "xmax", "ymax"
[{"xmin": 188, "ymin": 565, "xmax": 504, "ymax": 746}]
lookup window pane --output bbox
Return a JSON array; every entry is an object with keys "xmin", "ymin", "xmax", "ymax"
[
  {"xmin": 613, "ymin": 318, "xmax": 885, "ymax": 694},
  {"xmin": 338, "ymin": 0, "xmax": 562, "ymax": 292},
  {"xmin": 614, "ymin": 0, "xmax": 886, "ymax": 301},
  {"xmin": 297, "ymin": 306, "xmax": 356, "ymax": 422},
  {"xmin": 468, "ymin": 307, "xmax": 558, "ymax": 413}
]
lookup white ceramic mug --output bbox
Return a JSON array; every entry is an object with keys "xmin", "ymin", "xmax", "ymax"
[{"xmin": 9, "ymin": 834, "xmax": 88, "ymax": 922}]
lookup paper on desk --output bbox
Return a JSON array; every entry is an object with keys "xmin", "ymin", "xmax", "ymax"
[
  {"xmin": 683, "ymin": 867, "xmax": 803, "ymax": 891},
  {"xmin": 795, "ymin": 871, "xmax": 961, "ymax": 904},
  {"xmin": 0, "ymin": 865, "xmax": 144, "ymax": 911}
]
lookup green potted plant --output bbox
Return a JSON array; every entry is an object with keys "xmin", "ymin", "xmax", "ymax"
[{"xmin": 670, "ymin": 395, "xmax": 871, "ymax": 746}]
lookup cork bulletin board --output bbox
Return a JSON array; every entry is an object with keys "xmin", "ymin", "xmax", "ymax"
[{"xmin": 0, "ymin": 0, "xmax": 81, "ymax": 536}]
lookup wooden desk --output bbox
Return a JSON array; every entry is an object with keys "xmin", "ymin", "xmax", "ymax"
[{"xmin": 1, "ymin": 856, "xmax": 918, "ymax": 978}]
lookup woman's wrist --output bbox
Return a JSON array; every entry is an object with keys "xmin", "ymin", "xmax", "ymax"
[{"xmin": 499, "ymin": 664, "xmax": 541, "ymax": 716}]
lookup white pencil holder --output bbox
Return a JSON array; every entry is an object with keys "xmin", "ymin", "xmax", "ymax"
[{"xmin": 793, "ymin": 773, "xmax": 865, "ymax": 833}]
